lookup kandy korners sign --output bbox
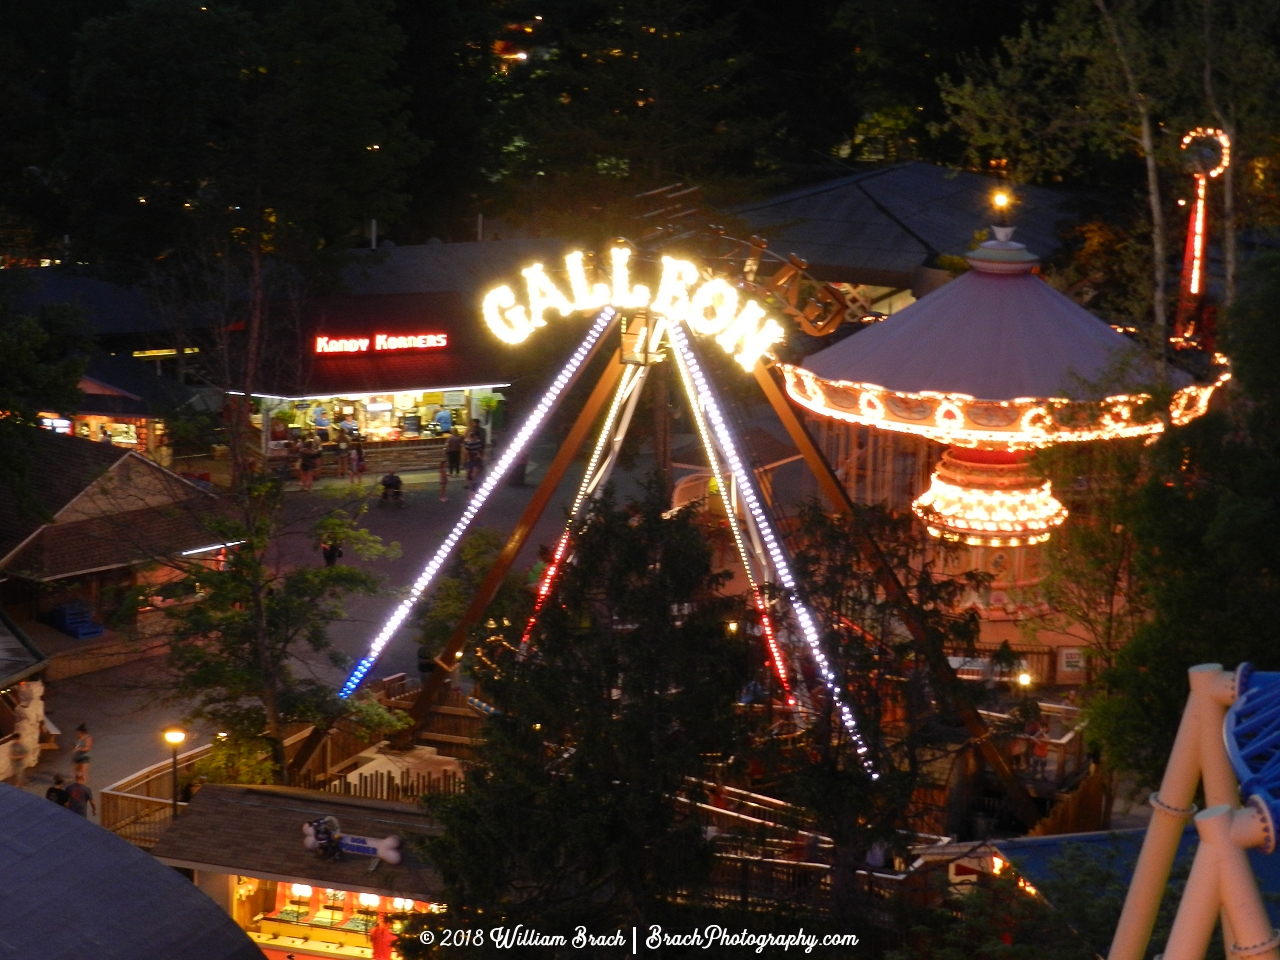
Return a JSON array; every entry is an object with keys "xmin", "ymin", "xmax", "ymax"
[{"xmin": 315, "ymin": 333, "xmax": 448, "ymax": 354}]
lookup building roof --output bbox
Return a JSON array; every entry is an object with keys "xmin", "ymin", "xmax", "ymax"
[
  {"xmin": 151, "ymin": 784, "xmax": 446, "ymax": 900},
  {"xmin": 0, "ymin": 607, "xmax": 48, "ymax": 687},
  {"xmin": 0, "ymin": 430, "xmax": 233, "ymax": 582},
  {"xmin": 341, "ymin": 239, "xmax": 570, "ymax": 299},
  {"xmin": 289, "ymin": 291, "xmax": 509, "ymax": 398},
  {"xmin": 993, "ymin": 825, "xmax": 1280, "ymax": 925},
  {"xmin": 12, "ymin": 270, "xmax": 169, "ymax": 338},
  {"xmin": 729, "ymin": 162, "xmax": 1072, "ymax": 286},
  {"xmin": 79, "ymin": 351, "xmax": 192, "ymax": 418},
  {"xmin": 4, "ymin": 500, "xmax": 233, "ymax": 582},
  {"xmin": 0, "ymin": 430, "xmax": 128, "ymax": 562},
  {"xmin": 801, "ymin": 238, "xmax": 1153, "ymax": 401},
  {"xmin": 0, "ymin": 784, "xmax": 263, "ymax": 960}
]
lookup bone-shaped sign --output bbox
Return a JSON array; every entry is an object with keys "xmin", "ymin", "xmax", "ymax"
[{"xmin": 302, "ymin": 820, "xmax": 402, "ymax": 865}]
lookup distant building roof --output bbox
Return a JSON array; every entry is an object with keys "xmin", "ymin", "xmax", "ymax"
[
  {"xmin": 151, "ymin": 784, "xmax": 446, "ymax": 901},
  {"xmin": 0, "ymin": 784, "xmax": 263, "ymax": 960},
  {"xmin": 12, "ymin": 270, "xmax": 166, "ymax": 338},
  {"xmin": 729, "ymin": 162, "xmax": 1073, "ymax": 288},
  {"xmin": 341, "ymin": 239, "xmax": 570, "ymax": 300},
  {"xmin": 79, "ymin": 351, "xmax": 192, "ymax": 418},
  {"xmin": 0, "ymin": 430, "xmax": 234, "ymax": 582}
]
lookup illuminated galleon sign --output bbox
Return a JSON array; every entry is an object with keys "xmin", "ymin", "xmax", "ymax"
[
  {"xmin": 481, "ymin": 248, "xmax": 785, "ymax": 370},
  {"xmin": 315, "ymin": 333, "xmax": 448, "ymax": 354}
]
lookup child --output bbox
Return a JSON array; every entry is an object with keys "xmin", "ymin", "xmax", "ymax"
[{"xmin": 438, "ymin": 459, "xmax": 449, "ymax": 502}]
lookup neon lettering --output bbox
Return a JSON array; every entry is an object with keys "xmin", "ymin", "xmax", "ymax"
[
  {"xmin": 481, "ymin": 250, "xmax": 787, "ymax": 370},
  {"xmin": 316, "ymin": 334, "xmax": 447, "ymax": 354}
]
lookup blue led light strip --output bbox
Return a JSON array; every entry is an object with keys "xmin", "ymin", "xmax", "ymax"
[
  {"xmin": 667, "ymin": 322, "xmax": 878, "ymax": 777},
  {"xmin": 339, "ymin": 308, "xmax": 617, "ymax": 698}
]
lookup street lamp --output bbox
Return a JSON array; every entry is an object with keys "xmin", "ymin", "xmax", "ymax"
[{"xmin": 163, "ymin": 726, "xmax": 186, "ymax": 817}]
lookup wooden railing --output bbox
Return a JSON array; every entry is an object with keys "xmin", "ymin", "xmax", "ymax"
[
  {"xmin": 299, "ymin": 767, "xmax": 464, "ymax": 802},
  {"xmin": 99, "ymin": 792, "xmax": 187, "ymax": 849},
  {"xmin": 945, "ymin": 643, "xmax": 1059, "ymax": 686}
]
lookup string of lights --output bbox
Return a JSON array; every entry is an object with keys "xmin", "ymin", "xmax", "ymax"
[
  {"xmin": 667, "ymin": 323, "xmax": 877, "ymax": 775},
  {"xmin": 519, "ymin": 363, "xmax": 644, "ymax": 650},
  {"xmin": 338, "ymin": 308, "xmax": 617, "ymax": 698},
  {"xmin": 663, "ymin": 330, "xmax": 791, "ymax": 694}
]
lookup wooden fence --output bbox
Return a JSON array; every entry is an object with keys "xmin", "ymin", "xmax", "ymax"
[{"xmin": 298, "ymin": 767, "xmax": 465, "ymax": 802}]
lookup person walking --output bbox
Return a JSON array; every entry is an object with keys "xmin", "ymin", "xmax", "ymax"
[
  {"xmin": 321, "ymin": 540, "xmax": 342, "ymax": 568},
  {"xmin": 299, "ymin": 442, "xmax": 319, "ymax": 491},
  {"xmin": 463, "ymin": 427, "xmax": 484, "ymax": 490},
  {"xmin": 72, "ymin": 723, "xmax": 92, "ymax": 779},
  {"xmin": 46, "ymin": 774, "xmax": 69, "ymax": 807},
  {"xmin": 438, "ymin": 459, "xmax": 449, "ymax": 502},
  {"xmin": 350, "ymin": 442, "xmax": 366, "ymax": 485},
  {"xmin": 64, "ymin": 770, "xmax": 96, "ymax": 818},
  {"xmin": 446, "ymin": 428, "xmax": 463, "ymax": 476},
  {"xmin": 9, "ymin": 733, "xmax": 29, "ymax": 786},
  {"xmin": 336, "ymin": 438, "xmax": 351, "ymax": 479}
]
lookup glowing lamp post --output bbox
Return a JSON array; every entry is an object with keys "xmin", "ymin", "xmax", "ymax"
[{"xmin": 163, "ymin": 726, "xmax": 186, "ymax": 816}]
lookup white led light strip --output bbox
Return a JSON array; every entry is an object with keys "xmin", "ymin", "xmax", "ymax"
[
  {"xmin": 339, "ymin": 308, "xmax": 617, "ymax": 697},
  {"xmin": 668, "ymin": 322, "xmax": 878, "ymax": 777},
  {"xmin": 520, "ymin": 363, "xmax": 643, "ymax": 652},
  {"xmin": 665, "ymin": 333, "xmax": 791, "ymax": 693}
]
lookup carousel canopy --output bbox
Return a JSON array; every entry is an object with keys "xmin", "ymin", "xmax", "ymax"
[{"xmin": 802, "ymin": 231, "xmax": 1152, "ymax": 402}]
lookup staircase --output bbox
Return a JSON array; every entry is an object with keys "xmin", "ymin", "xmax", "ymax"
[{"xmin": 43, "ymin": 602, "xmax": 105, "ymax": 640}]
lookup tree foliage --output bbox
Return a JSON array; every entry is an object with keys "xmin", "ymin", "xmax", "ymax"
[
  {"xmin": 421, "ymin": 486, "xmax": 752, "ymax": 936},
  {"xmin": 0, "ymin": 277, "xmax": 89, "ymax": 511},
  {"xmin": 781, "ymin": 503, "xmax": 988, "ymax": 883},
  {"xmin": 159, "ymin": 478, "xmax": 400, "ymax": 778},
  {"xmin": 1086, "ymin": 253, "xmax": 1280, "ymax": 787}
]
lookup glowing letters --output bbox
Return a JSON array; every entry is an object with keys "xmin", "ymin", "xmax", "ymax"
[
  {"xmin": 482, "ymin": 249, "xmax": 786, "ymax": 368},
  {"xmin": 315, "ymin": 334, "xmax": 447, "ymax": 354}
]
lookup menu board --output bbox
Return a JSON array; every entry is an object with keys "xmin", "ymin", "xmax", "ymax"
[
  {"xmin": 401, "ymin": 415, "xmax": 422, "ymax": 435},
  {"xmin": 442, "ymin": 390, "xmax": 466, "ymax": 407}
]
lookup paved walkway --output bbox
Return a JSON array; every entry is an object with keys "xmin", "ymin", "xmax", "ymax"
[{"xmin": 19, "ymin": 657, "xmax": 212, "ymax": 823}]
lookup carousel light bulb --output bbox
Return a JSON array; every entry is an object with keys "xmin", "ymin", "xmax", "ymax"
[
  {"xmin": 340, "ymin": 308, "xmax": 616, "ymax": 697},
  {"xmin": 1018, "ymin": 672, "xmax": 1032, "ymax": 687},
  {"xmin": 292, "ymin": 884, "xmax": 313, "ymax": 897}
]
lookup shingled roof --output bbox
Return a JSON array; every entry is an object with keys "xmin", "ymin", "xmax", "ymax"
[
  {"xmin": 0, "ymin": 784, "xmax": 263, "ymax": 960},
  {"xmin": 0, "ymin": 430, "xmax": 234, "ymax": 582},
  {"xmin": 0, "ymin": 430, "xmax": 128, "ymax": 563},
  {"xmin": 729, "ymin": 162, "xmax": 1072, "ymax": 288},
  {"xmin": 151, "ymin": 784, "xmax": 445, "ymax": 900}
]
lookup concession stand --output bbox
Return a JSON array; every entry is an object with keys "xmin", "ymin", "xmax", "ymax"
[
  {"xmin": 150, "ymin": 784, "xmax": 445, "ymax": 960},
  {"xmin": 255, "ymin": 290, "xmax": 508, "ymax": 475}
]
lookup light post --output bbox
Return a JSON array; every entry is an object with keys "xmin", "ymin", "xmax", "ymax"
[
  {"xmin": 992, "ymin": 190, "xmax": 1011, "ymax": 227},
  {"xmin": 163, "ymin": 727, "xmax": 186, "ymax": 817}
]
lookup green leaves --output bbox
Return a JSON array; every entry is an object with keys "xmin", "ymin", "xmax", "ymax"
[
  {"xmin": 426, "ymin": 484, "xmax": 750, "ymax": 929},
  {"xmin": 163, "ymin": 482, "xmax": 393, "ymax": 772}
]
